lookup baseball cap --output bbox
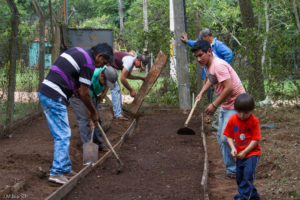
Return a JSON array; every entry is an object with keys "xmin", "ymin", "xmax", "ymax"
[
  {"xmin": 137, "ymin": 55, "xmax": 150, "ymax": 68},
  {"xmin": 103, "ymin": 66, "xmax": 118, "ymax": 88}
]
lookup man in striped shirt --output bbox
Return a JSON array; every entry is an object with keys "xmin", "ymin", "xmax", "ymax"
[{"xmin": 38, "ymin": 43, "xmax": 113, "ymax": 185}]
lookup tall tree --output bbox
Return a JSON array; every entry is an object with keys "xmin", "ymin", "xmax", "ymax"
[
  {"xmin": 5, "ymin": 0, "xmax": 19, "ymax": 128},
  {"xmin": 261, "ymin": 1, "xmax": 269, "ymax": 76},
  {"xmin": 32, "ymin": 0, "xmax": 45, "ymax": 87},
  {"xmin": 143, "ymin": 0, "xmax": 150, "ymax": 73},
  {"xmin": 49, "ymin": 0, "xmax": 62, "ymax": 63},
  {"xmin": 239, "ymin": 0, "xmax": 265, "ymax": 100},
  {"xmin": 292, "ymin": 0, "xmax": 300, "ymax": 32},
  {"xmin": 118, "ymin": 0, "xmax": 124, "ymax": 47}
]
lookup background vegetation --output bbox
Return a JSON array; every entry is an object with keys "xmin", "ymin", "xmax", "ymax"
[{"xmin": 0, "ymin": 0, "xmax": 299, "ymax": 127}]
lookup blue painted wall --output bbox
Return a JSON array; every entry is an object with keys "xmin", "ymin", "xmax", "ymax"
[{"xmin": 29, "ymin": 42, "xmax": 52, "ymax": 68}]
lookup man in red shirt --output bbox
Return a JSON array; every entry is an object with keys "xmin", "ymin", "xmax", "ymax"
[{"xmin": 224, "ymin": 93, "xmax": 261, "ymax": 200}]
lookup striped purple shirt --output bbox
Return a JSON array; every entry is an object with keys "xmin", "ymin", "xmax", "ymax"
[{"xmin": 38, "ymin": 47, "xmax": 96, "ymax": 105}]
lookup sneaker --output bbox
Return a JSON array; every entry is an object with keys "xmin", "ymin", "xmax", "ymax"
[
  {"xmin": 63, "ymin": 170, "xmax": 77, "ymax": 179},
  {"xmin": 99, "ymin": 145, "xmax": 109, "ymax": 152},
  {"xmin": 48, "ymin": 175, "xmax": 68, "ymax": 185},
  {"xmin": 115, "ymin": 116, "xmax": 129, "ymax": 121},
  {"xmin": 226, "ymin": 173, "xmax": 236, "ymax": 179}
]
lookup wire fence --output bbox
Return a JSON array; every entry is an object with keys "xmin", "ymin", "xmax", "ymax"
[{"xmin": 0, "ymin": 15, "xmax": 44, "ymax": 134}]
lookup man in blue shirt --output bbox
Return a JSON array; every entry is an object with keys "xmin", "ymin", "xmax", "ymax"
[
  {"xmin": 38, "ymin": 43, "xmax": 113, "ymax": 185},
  {"xmin": 181, "ymin": 28, "xmax": 234, "ymax": 65}
]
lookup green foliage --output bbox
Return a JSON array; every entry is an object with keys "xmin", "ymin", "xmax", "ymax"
[
  {"xmin": 0, "ymin": 0, "xmax": 299, "ymax": 115},
  {"xmin": 0, "ymin": 102, "xmax": 39, "ymax": 125},
  {"xmin": 77, "ymin": 16, "xmax": 114, "ymax": 29},
  {"xmin": 145, "ymin": 78, "xmax": 179, "ymax": 106},
  {"xmin": 124, "ymin": 0, "xmax": 172, "ymax": 54}
]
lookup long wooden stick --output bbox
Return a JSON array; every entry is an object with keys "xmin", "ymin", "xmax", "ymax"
[
  {"xmin": 184, "ymin": 99, "xmax": 200, "ymax": 127},
  {"xmin": 97, "ymin": 122, "xmax": 123, "ymax": 167}
]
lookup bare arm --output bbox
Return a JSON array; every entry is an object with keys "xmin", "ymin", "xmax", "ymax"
[
  {"xmin": 120, "ymin": 68, "xmax": 138, "ymax": 97},
  {"xmin": 120, "ymin": 68, "xmax": 133, "ymax": 92},
  {"xmin": 196, "ymin": 79, "xmax": 212, "ymax": 101},
  {"xmin": 227, "ymin": 137, "xmax": 237, "ymax": 157},
  {"xmin": 78, "ymin": 84, "xmax": 98, "ymax": 122},
  {"xmin": 98, "ymin": 86, "xmax": 109, "ymax": 103},
  {"xmin": 127, "ymin": 73, "xmax": 146, "ymax": 81},
  {"xmin": 237, "ymin": 140, "xmax": 259, "ymax": 159},
  {"xmin": 205, "ymin": 78, "xmax": 233, "ymax": 115}
]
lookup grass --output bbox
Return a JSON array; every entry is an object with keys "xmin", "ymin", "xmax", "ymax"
[
  {"xmin": 241, "ymin": 79, "xmax": 300, "ymax": 99},
  {"xmin": 0, "ymin": 102, "xmax": 39, "ymax": 126},
  {"xmin": 118, "ymin": 71, "xmax": 146, "ymax": 95},
  {"xmin": 0, "ymin": 67, "xmax": 48, "ymax": 92}
]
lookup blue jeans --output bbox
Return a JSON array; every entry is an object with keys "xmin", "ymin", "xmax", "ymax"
[
  {"xmin": 110, "ymin": 81, "xmax": 123, "ymax": 117},
  {"xmin": 235, "ymin": 156, "xmax": 260, "ymax": 200},
  {"xmin": 217, "ymin": 108, "xmax": 237, "ymax": 175},
  {"xmin": 70, "ymin": 96, "xmax": 105, "ymax": 148},
  {"xmin": 38, "ymin": 92, "xmax": 72, "ymax": 176}
]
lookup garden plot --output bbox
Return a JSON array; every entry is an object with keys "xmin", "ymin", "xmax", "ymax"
[{"xmin": 64, "ymin": 110, "xmax": 204, "ymax": 200}]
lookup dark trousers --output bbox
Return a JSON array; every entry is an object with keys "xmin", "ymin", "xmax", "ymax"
[{"xmin": 234, "ymin": 156, "xmax": 260, "ymax": 200}]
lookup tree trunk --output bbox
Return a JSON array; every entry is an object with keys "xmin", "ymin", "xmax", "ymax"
[
  {"xmin": 173, "ymin": 0, "xmax": 191, "ymax": 109},
  {"xmin": 261, "ymin": 1, "xmax": 269, "ymax": 77},
  {"xmin": 49, "ymin": 0, "xmax": 61, "ymax": 63},
  {"xmin": 194, "ymin": 11, "xmax": 203, "ymax": 92},
  {"xmin": 32, "ymin": 0, "xmax": 45, "ymax": 87},
  {"xmin": 143, "ymin": 0, "xmax": 148, "ymax": 33},
  {"xmin": 118, "ymin": 0, "xmax": 124, "ymax": 47},
  {"xmin": 5, "ymin": 0, "xmax": 19, "ymax": 128},
  {"xmin": 143, "ymin": 0, "xmax": 150, "ymax": 74},
  {"xmin": 292, "ymin": 0, "xmax": 300, "ymax": 32},
  {"xmin": 239, "ymin": 0, "xmax": 265, "ymax": 100}
]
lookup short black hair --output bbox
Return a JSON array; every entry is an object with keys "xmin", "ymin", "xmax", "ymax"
[
  {"xmin": 91, "ymin": 43, "xmax": 113, "ymax": 63},
  {"xmin": 234, "ymin": 93, "xmax": 255, "ymax": 112},
  {"xmin": 191, "ymin": 40, "xmax": 211, "ymax": 53}
]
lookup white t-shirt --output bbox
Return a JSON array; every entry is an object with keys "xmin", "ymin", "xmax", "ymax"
[{"xmin": 122, "ymin": 56, "xmax": 136, "ymax": 72}]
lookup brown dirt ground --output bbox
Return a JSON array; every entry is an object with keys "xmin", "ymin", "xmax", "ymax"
[
  {"xmin": 64, "ymin": 110, "xmax": 204, "ymax": 200},
  {"xmin": 206, "ymin": 105, "xmax": 300, "ymax": 200},
  {"xmin": 0, "ymin": 105, "xmax": 132, "ymax": 200},
  {"xmin": 0, "ymin": 105, "xmax": 299, "ymax": 200}
]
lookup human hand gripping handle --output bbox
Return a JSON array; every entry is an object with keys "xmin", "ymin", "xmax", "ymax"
[{"xmin": 184, "ymin": 99, "xmax": 200, "ymax": 127}]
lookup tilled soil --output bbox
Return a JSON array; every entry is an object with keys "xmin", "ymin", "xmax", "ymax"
[
  {"xmin": 2, "ymin": 105, "xmax": 297, "ymax": 200},
  {"xmin": 206, "ymin": 106, "xmax": 300, "ymax": 200},
  {"xmin": 64, "ymin": 110, "xmax": 204, "ymax": 200},
  {"xmin": 0, "ymin": 106, "xmax": 132, "ymax": 200}
]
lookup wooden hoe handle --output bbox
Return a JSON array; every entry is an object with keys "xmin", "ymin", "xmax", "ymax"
[{"xmin": 184, "ymin": 99, "xmax": 200, "ymax": 127}]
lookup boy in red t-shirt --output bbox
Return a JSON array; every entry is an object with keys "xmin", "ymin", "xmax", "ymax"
[{"xmin": 224, "ymin": 93, "xmax": 261, "ymax": 200}]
